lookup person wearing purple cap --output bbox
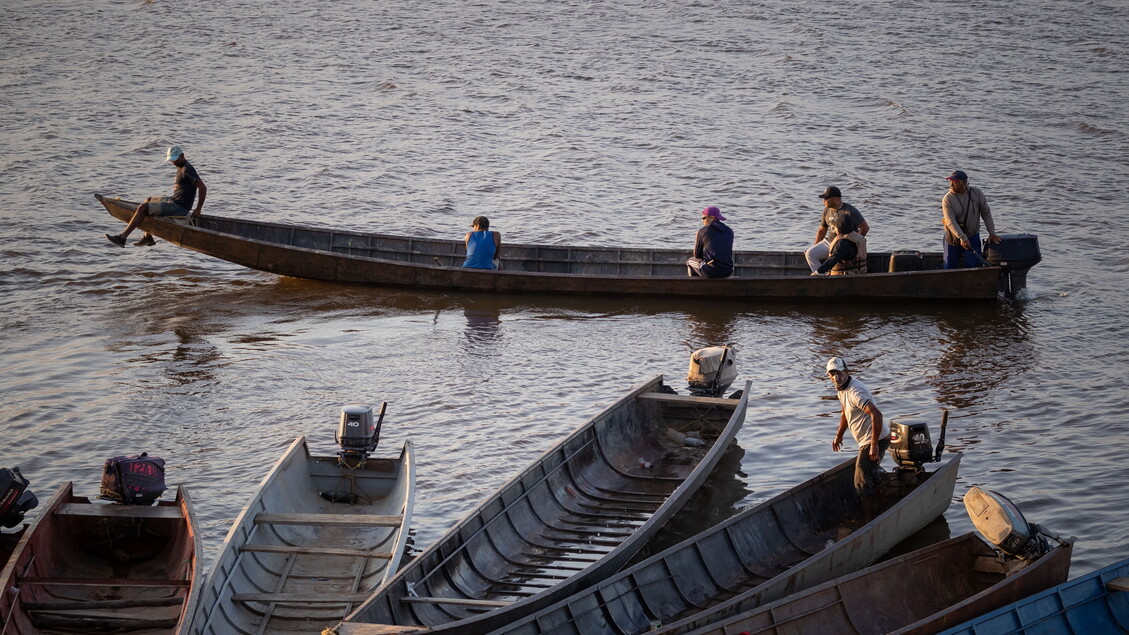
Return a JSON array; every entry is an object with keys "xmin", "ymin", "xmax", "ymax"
[
  {"xmin": 686, "ymin": 206, "xmax": 734, "ymax": 278},
  {"xmin": 942, "ymin": 170, "xmax": 1001, "ymax": 269}
]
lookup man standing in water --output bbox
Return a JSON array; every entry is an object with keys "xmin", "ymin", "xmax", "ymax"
[
  {"xmin": 941, "ymin": 169, "xmax": 1000, "ymax": 269},
  {"xmin": 686, "ymin": 206, "xmax": 734, "ymax": 278},
  {"xmin": 827, "ymin": 356, "xmax": 889, "ymax": 517},
  {"xmin": 106, "ymin": 145, "xmax": 206, "ymax": 247}
]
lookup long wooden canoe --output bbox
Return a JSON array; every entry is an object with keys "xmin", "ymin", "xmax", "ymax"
[
  {"xmin": 936, "ymin": 556, "xmax": 1129, "ymax": 635},
  {"xmin": 486, "ymin": 453, "xmax": 960, "ymax": 635},
  {"xmin": 681, "ymin": 529, "xmax": 1073, "ymax": 635},
  {"xmin": 0, "ymin": 483, "xmax": 201, "ymax": 634},
  {"xmin": 189, "ymin": 436, "xmax": 414, "ymax": 634},
  {"xmin": 331, "ymin": 376, "xmax": 751, "ymax": 635},
  {"xmin": 97, "ymin": 195, "xmax": 1033, "ymax": 300}
]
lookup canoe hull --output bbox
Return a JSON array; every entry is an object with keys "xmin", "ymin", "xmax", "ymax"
[
  {"xmin": 936, "ymin": 556, "xmax": 1129, "ymax": 635},
  {"xmin": 98, "ymin": 195, "xmax": 1008, "ymax": 301},
  {"xmin": 190, "ymin": 437, "xmax": 414, "ymax": 635},
  {"xmin": 0, "ymin": 483, "xmax": 201, "ymax": 635},
  {"xmin": 334, "ymin": 376, "xmax": 750, "ymax": 635},
  {"xmin": 684, "ymin": 531, "xmax": 1073, "ymax": 635},
  {"xmin": 493, "ymin": 455, "xmax": 960, "ymax": 635}
]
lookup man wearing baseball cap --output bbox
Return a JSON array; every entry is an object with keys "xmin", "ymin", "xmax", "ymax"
[
  {"xmin": 826, "ymin": 356, "xmax": 890, "ymax": 515},
  {"xmin": 106, "ymin": 145, "xmax": 207, "ymax": 247},
  {"xmin": 941, "ymin": 169, "xmax": 1000, "ymax": 269},
  {"xmin": 805, "ymin": 186, "xmax": 869, "ymax": 274},
  {"xmin": 686, "ymin": 206, "xmax": 734, "ymax": 278}
]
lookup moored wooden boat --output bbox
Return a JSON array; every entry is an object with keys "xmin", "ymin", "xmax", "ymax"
[
  {"xmin": 488, "ymin": 453, "xmax": 961, "ymax": 635},
  {"xmin": 936, "ymin": 556, "xmax": 1129, "ymax": 635},
  {"xmin": 0, "ymin": 483, "xmax": 201, "ymax": 634},
  {"xmin": 97, "ymin": 195, "xmax": 1039, "ymax": 301},
  {"xmin": 678, "ymin": 497, "xmax": 1074, "ymax": 635},
  {"xmin": 330, "ymin": 376, "xmax": 751, "ymax": 635},
  {"xmin": 189, "ymin": 436, "xmax": 415, "ymax": 635}
]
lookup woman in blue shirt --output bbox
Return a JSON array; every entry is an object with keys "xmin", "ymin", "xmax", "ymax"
[{"xmin": 463, "ymin": 216, "xmax": 502, "ymax": 269}]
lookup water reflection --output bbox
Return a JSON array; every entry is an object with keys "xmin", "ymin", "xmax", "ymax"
[
  {"xmin": 629, "ymin": 442, "xmax": 749, "ymax": 563},
  {"xmin": 463, "ymin": 304, "xmax": 502, "ymax": 346},
  {"xmin": 931, "ymin": 303, "xmax": 1033, "ymax": 409}
]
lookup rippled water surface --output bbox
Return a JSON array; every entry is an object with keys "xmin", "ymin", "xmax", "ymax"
[{"xmin": 2, "ymin": 0, "xmax": 1128, "ymax": 580}]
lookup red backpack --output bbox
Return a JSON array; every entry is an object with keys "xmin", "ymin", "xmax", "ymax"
[{"xmin": 100, "ymin": 453, "xmax": 166, "ymax": 505}]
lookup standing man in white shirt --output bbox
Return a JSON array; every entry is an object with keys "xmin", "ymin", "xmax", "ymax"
[{"xmin": 827, "ymin": 356, "xmax": 890, "ymax": 519}]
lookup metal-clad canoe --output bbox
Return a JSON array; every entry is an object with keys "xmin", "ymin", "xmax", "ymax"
[
  {"xmin": 0, "ymin": 483, "xmax": 202, "ymax": 634},
  {"xmin": 331, "ymin": 376, "xmax": 751, "ymax": 635},
  {"xmin": 96, "ymin": 195, "xmax": 1029, "ymax": 301},
  {"xmin": 488, "ymin": 454, "xmax": 960, "ymax": 635},
  {"xmin": 682, "ymin": 530, "xmax": 1073, "ymax": 635},
  {"xmin": 936, "ymin": 556, "xmax": 1129, "ymax": 635},
  {"xmin": 189, "ymin": 436, "xmax": 414, "ymax": 634}
]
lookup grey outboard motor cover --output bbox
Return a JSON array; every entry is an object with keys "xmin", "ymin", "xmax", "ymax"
[{"xmin": 964, "ymin": 486, "xmax": 1041, "ymax": 557}]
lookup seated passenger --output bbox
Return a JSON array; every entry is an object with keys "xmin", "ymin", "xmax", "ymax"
[
  {"xmin": 463, "ymin": 216, "xmax": 502, "ymax": 269},
  {"xmin": 817, "ymin": 232, "xmax": 868, "ymax": 275},
  {"xmin": 687, "ymin": 206, "xmax": 734, "ymax": 279},
  {"xmin": 805, "ymin": 186, "xmax": 869, "ymax": 274}
]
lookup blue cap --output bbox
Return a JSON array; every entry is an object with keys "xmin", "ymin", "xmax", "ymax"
[
  {"xmin": 947, "ymin": 170, "xmax": 968, "ymax": 181},
  {"xmin": 166, "ymin": 145, "xmax": 184, "ymax": 162}
]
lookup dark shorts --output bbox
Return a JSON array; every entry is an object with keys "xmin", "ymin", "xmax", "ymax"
[
  {"xmin": 145, "ymin": 196, "xmax": 188, "ymax": 216},
  {"xmin": 854, "ymin": 436, "xmax": 891, "ymax": 497}
]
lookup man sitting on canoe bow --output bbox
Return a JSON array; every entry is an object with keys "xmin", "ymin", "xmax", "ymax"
[
  {"xmin": 686, "ymin": 206, "xmax": 734, "ymax": 278},
  {"xmin": 106, "ymin": 145, "xmax": 206, "ymax": 248}
]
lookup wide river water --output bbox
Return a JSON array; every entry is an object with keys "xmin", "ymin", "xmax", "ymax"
[{"xmin": 2, "ymin": 0, "xmax": 1127, "ymax": 585}]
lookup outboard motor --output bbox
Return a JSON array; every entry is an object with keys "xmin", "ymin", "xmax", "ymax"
[
  {"xmin": 0, "ymin": 467, "xmax": 37, "ymax": 529},
  {"xmin": 336, "ymin": 402, "xmax": 386, "ymax": 467},
  {"xmin": 687, "ymin": 346, "xmax": 738, "ymax": 398},
  {"xmin": 984, "ymin": 233, "xmax": 1041, "ymax": 297},
  {"xmin": 965, "ymin": 486, "xmax": 1050, "ymax": 559},
  {"xmin": 888, "ymin": 409, "xmax": 949, "ymax": 474}
]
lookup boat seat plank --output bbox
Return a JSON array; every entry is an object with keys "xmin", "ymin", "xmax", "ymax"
[
  {"xmin": 55, "ymin": 503, "xmax": 183, "ymax": 519},
  {"xmin": 636, "ymin": 393, "xmax": 740, "ymax": 408},
  {"xmin": 232, "ymin": 592, "xmax": 372, "ymax": 603},
  {"xmin": 400, "ymin": 596, "xmax": 513, "ymax": 608},
  {"xmin": 239, "ymin": 544, "xmax": 394, "ymax": 559},
  {"xmin": 254, "ymin": 512, "xmax": 402, "ymax": 527},
  {"xmin": 23, "ymin": 598, "xmax": 182, "ymax": 610},
  {"xmin": 332, "ymin": 625, "xmax": 432, "ymax": 634},
  {"xmin": 30, "ymin": 616, "xmax": 178, "ymax": 631},
  {"xmin": 1108, "ymin": 576, "xmax": 1129, "ymax": 592},
  {"xmin": 17, "ymin": 576, "xmax": 190, "ymax": 588}
]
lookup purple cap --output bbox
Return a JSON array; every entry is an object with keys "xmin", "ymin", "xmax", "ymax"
[{"xmin": 701, "ymin": 206, "xmax": 726, "ymax": 221}]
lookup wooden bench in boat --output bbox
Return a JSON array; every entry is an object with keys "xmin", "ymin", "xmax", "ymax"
[
  {"xmin": 55, "ymin": 503, "xmax": 183, "ymax": 519},
  {"xmin": 253, "ymin": 512, "xmax": 402, "ymax": 527},
  {"xmin": 16, "ymin": 576, "xmax": 190, "ymax": 588},
  {"xmin": 399, "ymin": 596, "xmax": 513, "ymax": 608},
  {"xmin": 1109, "ymin": 577, "xmax": 1129, "ymax": 592},
  {"xmin": 636, "ymin": 392, "xmax": 740, "ymax": 408},
  {"xmin": 232, "ymin": 592, "xmax": 374, "ymax": 603},
  {"xmin": 238, "ymin": 544, "xmax": 393, "ymax": 559}
]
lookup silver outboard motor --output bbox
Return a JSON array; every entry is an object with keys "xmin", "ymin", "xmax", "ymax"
[
  {"xmin": 687, "ymin": 346, "xmax": 738, "ymax": 397},
  {"xmin": 335, "ymin": 403, "xmax": 386, "ymax": 467},
  {"xmin": 965, "ymin": 486, "xmax": 1050, "ymax": 559}
]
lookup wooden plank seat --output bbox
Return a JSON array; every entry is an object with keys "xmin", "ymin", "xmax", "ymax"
[
  {"xmin": 55, "ymin": 503, "xmax": 184, "ymax": 519},
  {"xmin": 16, "ymin": 576, "xmax": 190, "ymax": 588},
  {"xmin": 238, "ymin": 544, "xmax": 394, "ymax": 559},
  {"xmin": 232, "ymin": 592, "xmax": 373, "ymax": 603},
  {"xmin": 24, "ymin": 598, "xmax": 183, "ymax": 610},
  {"xmin": 635, "ymin": 392, "xmax": 740, "ymax": 408},
  {"xmin": 30, "ymin": 615, "xmax": 177, "ymax": 631},
  {"xmin": 1109, "ymin": 576, "xmax": 1129, "ymax": 592},
  {"xmin": 399, "ymin": 596, "xmax": 513, "ymax": 608},
  {"xmin": 253, "ymin": 512, "xmax": 402, "ymax": 527}
]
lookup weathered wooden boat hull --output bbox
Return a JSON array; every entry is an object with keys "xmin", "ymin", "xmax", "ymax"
[
  {"xmin": 332, "ymin": 376, "xmax": 751, "ymax": 635},
  {"xmin": 682, "ymin": 531, "xmax": 1073, "ymax": 635},
  {"xmin": 98, "ymin": 195, "xmax": 1011, "ymax": 300},
  {"xmin": 0, "ymin": 483, "xmax": 201, "ymax": 634},
  {"xmin": 489, "ymin": 454, "xmax": 960, "ymax": 635},
  {"xmin": 189, "ymin": 437, "xmax": 415, "ymax": 635},
  {"xmin": 937, "ymin": 556, "xmax": 1129, "ymax": 635}
]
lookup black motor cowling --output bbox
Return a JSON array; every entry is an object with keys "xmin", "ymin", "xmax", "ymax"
[
  {"xmin": 889, "ymin": 419, "xmax": 934, "ymax": 468},
  {"xmin": 336, "ymin": 403, "xmax": 386, "ymax": 465},
  {"xmin": 0, "ymin": 467, "xmax": 38, "ymax": 528},
  {"xmin": 984, "ymin": 234, "xmax": 1041, "ymax": 297}
]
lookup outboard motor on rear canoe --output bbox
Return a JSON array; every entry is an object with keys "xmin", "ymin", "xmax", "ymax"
[
  {"xmin": 687, "ymin": 346, "xmax": 738, "ymax": 398},
  {"xmin": 984, "ymin": 233, "xmax": 1041, "ymax": 298},
  {"xmin": 965, "ymin": 486, "xmax": 1051, "ymax": 559},
  {"xmin": 0, "ymin": 467, "xmax": 37, "ymax": 529},
  {"xmin": 336, "ymin": 402, "xmax": 385, "ymax": 467}
]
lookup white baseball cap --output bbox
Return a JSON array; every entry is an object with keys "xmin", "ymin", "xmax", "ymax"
[
  {"xmin": 826, "ymin": 357, "xmax": 847, "ymax": 373},
  {"xmin": 166, "ymin": 145, "xmax": 184, "ymax": 162}
]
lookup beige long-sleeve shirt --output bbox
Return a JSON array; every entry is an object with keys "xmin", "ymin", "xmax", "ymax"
[{"xmin": 942, "ymin": 186, "xmax": 996, "ymax": 245}]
